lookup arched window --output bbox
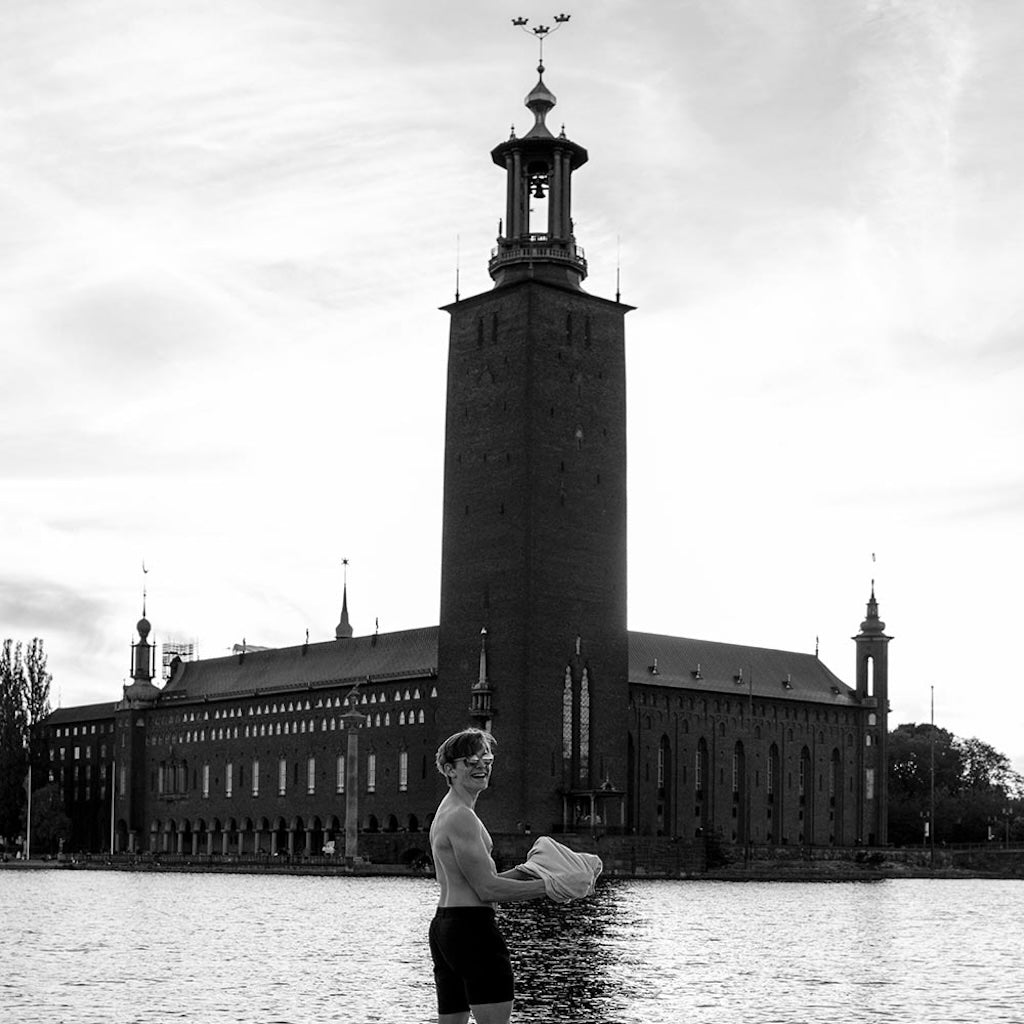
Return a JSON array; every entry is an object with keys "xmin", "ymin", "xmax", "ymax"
[{"xmin": 579, "ymin": 668, "xmax": 590, "ymax": 785}]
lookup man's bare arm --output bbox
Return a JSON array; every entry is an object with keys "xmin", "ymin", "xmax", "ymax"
[
  {"xmin": 448, "ymin": 809, "xmax": 546, "ymax": 903},
  {"xmin": 497, "ymin": 867, "xmax": 533, "ymax": 880}
]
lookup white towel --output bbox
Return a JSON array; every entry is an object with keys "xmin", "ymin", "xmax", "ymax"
[{"xmin": 515, "ymin": 836, "xmax": 603, "ymax": 903}]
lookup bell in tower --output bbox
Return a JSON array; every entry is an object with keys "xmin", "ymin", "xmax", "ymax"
[{"xmin": 488, "ymin": 60, "xmax": 589, "ymax": 289}]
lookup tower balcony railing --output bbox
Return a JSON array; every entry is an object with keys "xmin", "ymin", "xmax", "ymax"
[{"xmin": 488, "ymin": 236, "xmax": 587, "ymax": 276}]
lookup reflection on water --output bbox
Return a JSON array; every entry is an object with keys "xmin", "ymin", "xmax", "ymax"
[{"xmin": 2, "ymin": 871, "xmax": 1023, "ymax": 1023}]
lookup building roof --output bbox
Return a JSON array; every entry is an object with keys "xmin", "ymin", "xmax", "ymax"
[
  {"xmin": 42, "ymin": 625, "xmax": 858, "ymax": 722},
  {"xmin": 160, "ymin": 626, "xmax": 439, "ymax": 702},
  {"xmin": 44, "ymin": 702, "xmax": 116, "ymax": 726},
  {"xmin": 628, "ymin": 632, "xmax": 855, "ymax": 706}
]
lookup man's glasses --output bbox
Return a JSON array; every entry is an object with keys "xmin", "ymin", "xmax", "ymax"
[{"xmin": 457, "ymin": 755, "xmax": 495, "ymax": 768}]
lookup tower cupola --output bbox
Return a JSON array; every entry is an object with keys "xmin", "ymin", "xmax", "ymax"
[
  {"xmin": 122, "ymin": 599, "xmax": 160, "ymax": 704},
  {"xmin": 859, "ymin": 584, "xmax": 886, "ymax": 635},
  {"xmin": 488, "ymin": 61, "xmax": 589, "ymax": 288}
]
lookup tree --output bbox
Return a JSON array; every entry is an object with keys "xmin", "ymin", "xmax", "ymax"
[
  {"xmin": 24, "ymin": 638, "xmax": 52, "ymax": 731},
  {"xmin": 28, "ymin": 782, "xmax": 72, "ymax": 856},
  {"xmin": 1, "ymin": 637, "xmax": 55, "ymax": 850},
  {"xmin": 888, "ymin": 721, "xmax": 1024, "ymax": 845},
  {"xmin": 0, "ymin": 640, "xmax": 29, "ymax": 842}
]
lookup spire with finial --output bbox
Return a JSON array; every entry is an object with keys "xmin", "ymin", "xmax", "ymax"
[
  {"xmin": 859, "ymin": 580, "xmax": 886, "ymax": 635},
  {"xmin": 336, "ymin": 557, "xmax": 353, "ymax": 640},
  {"xmin": 489, "ymin": 13, "xmax": 588, "ymax": 288},
  {"xmin": 475, "ymin": 627, "xmax": 489, "ymax": 691},
  {"xmin": 469, "ymin": 627, "xmax": 495, "ymax": 727}
]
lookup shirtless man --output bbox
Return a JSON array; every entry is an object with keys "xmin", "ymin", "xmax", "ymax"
[{"xmin": 428, "ymin": 729, "xmax": 547, "ymax": 1024}]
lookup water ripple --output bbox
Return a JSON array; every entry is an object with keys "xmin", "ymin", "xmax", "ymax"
[{"xmin": 2, "ymin": 872, "xmax": 1022, "ymax": 1022}]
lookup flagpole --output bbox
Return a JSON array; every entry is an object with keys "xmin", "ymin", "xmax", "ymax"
[
  {"xmin": 110, "ymin": 758, "xmax": 116, "ymax": 854},
  {"xmin": 25, "ymin": 764, "xmax": 31, "ymax": 861},
  {"xmin": 929, "ymin": 686, "xmax": 936, "ymax": 869}
]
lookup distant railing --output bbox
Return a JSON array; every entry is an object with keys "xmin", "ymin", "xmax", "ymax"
[{"xmin": 489, "ymin": 240, "xmax": 587, "ymax": 273}]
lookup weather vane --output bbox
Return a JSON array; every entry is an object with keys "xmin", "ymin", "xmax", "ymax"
[{"xmin": 512, "ymin": 13, "xmax": 571, "ymax": 65}]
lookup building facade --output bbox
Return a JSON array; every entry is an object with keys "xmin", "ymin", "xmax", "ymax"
[{"xmin": 38, "ymin": 62, "xmax": 890, "ymax": 859}]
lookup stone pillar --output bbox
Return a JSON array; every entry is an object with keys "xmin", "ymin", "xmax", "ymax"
[{"xmin": 342, "ymin": 690, "xmax": 369, "ymax": 863}]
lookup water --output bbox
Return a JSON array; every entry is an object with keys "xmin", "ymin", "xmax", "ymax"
[{"xmin": 1, "ymin": 870, "xmax": 1021, "ymax": 1023}]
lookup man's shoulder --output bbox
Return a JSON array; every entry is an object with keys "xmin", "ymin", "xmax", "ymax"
[{"xmin": 433, "ymin": 802, "xmax": 482, "ymax": 837}]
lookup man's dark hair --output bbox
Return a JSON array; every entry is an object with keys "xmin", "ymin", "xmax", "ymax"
[{"xmin": 435, "ymin": 728, "xmax": 497, "ymax": 785}]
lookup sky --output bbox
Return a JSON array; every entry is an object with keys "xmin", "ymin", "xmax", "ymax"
[{"xmin": 2, "ymin": 0, "xmax": 1022, "ymax": 772}]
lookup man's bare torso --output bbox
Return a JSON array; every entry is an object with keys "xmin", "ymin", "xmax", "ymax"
[{"xmin": 430, "ymin": 792, "xmax": 494, "ymax": 907}]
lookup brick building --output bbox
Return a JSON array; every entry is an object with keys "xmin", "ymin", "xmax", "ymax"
[{"xmin": 38, "ymin": 61, "xmax": 890, "ymax": 860}]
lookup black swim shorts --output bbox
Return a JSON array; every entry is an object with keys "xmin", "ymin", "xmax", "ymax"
[{"xmin": 429, "ymin": 906, "xmax": 515, "ymax": 1014}]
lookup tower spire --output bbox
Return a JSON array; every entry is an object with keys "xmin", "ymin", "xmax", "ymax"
[
  {"xmin": 489, "ymin": 15, "xmax": 588, "ymax": 288},
  {"xmin": 336, "ymin": 558, "xmax": 354, "ymax": 640}
]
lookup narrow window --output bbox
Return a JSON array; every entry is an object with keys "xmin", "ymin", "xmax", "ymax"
[
  {"xmin": 367, "ymin": 753, "xmax": 377, "ymax": 793},
  {"xmin": 307, "ymin": 756, "xmax": 316, "ymax": 795},
  {"xmin": 579, "ymin": 668, "xmax": 590, "ymax": 785},
  {"xmin": 399, "ymin": 750, "xmax": 409, "ymax": 792},
  {"xmin": 562, "ymin": 666, "xmax": 573, "ymax": 763}
]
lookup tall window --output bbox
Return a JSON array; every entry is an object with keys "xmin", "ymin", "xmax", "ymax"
[
  {"xmin": 226, "ymin": 762, "xmax": 233, "ymax": 797},
  {"xmin": 579, "ymin": 668, "xmax": 590, "ymax": 785},
  {"xmin": 202, "ymin": 763, "xmax": 210, "ymax": 798},
  {"xmin": 561, "ymin": 667, "xmax": 573, "ymax": 763},
  {"xmin": 278, "ymin": 758, "xmax": 287, "ymax": 796},
  {"xmin": 399, "ymin": 750, "xmax": 409, "ymax": 792},
  {"xmin": 657, "ymin": 741, "xmax": 666, "ymax": 789},
  {"xmin": 695, "ymin": 742, "xmax": 705, "ymax": 795},
  {"xmin": 336, "ymin": 754, "xmax": 345, "ymax": 794},
  {"xmin": 367, "ymin": 753, "xmax": 377, "ymax": 793},
  {"xmin": 307, "ymin": 756, "xmax": 316, "ymax": 795},
  {"xmin": 252, "ymin": 759, "xmax": 260, "ymax": 797}
]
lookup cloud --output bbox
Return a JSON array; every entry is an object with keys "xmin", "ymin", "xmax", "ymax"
[{"xmin": 0, "ymin": 577, "xmax": 115, "ymax": 650}]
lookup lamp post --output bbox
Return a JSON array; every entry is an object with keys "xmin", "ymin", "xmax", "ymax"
[
  {"xmin": 929, "ymin": 686, "xmax": 936, "ymax": 869},
  {"xmin": 341, "ymin": 683, "xmax": 369, "ymax": 865}
]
